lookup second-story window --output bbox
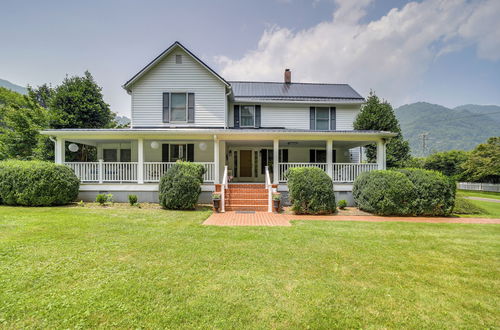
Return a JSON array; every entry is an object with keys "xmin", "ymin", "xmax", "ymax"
[
  {"xmin": 315, "ymin": 107, "xmax": 330, "ymax": 130},
  {"xmin": 240, "ymin": 105, "xmax": 255, "ymax": 127},
  {"xmin": 171, "ymin": 93, "xmax": 187, "ymax": 122}
]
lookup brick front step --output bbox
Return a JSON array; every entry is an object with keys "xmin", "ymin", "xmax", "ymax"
[
  {"xmin": 225, "ymin": 193, "xmax": 268, "ymax": 199},
  {"xmin": 225, "ymin": 205, "xmax": 268, "ymax": 212},
  {"xmin": 228, "ymin": 184, "xmax": 265, "ymax": 189},
  {"xmin": 225, "ymin": 199, "xmax": 268, "ymax": 206},
  {"xmin": 226, "ymin": 189, "xmax": 268, "ymax": 194}
]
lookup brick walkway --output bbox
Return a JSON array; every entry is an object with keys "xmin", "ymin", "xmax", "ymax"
[{"xmin": 203, "ymin": 212, "xmax": 500, "ymax": 226}]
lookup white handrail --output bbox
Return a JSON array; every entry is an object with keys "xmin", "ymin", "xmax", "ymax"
[
  {"xmin": 278, "ymin": 162, "xmax": 378, "ymax": 183},
  {"xmin": 221, "ymin": 165, "xmax": 228, "ymax": 213},
  {"xmin": 265, "ymin": 166, "xmax": 272, "ymax": 212}
]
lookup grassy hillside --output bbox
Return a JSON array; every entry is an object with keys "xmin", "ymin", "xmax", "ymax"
[{"xmin": 395, "ymin": 102, "xmax": 499, "ymax": 156}]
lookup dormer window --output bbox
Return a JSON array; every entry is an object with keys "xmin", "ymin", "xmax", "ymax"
[{"xmin": 175, "ymin": 54, "xmax": 182, "ymax": 64}]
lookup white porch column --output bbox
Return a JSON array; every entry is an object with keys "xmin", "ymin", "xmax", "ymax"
[
  {"xmin": 273, "ymin": 138, "xmax": 279, "ymax": 184},
  {"xmin": 137, "ymin": 138, "xmax": 144, "ymax": 184},
  {"xmin": 214, "ymin": 136, "xmax": 220, "ymax": 184},
  {"xmin": 326, "ymin": 139, "xmax": 333, "ymax": 178},
  {"xmin": 376, "ymin": 139, "xmax": 386, "ymax": 170},
  {"xmin": 55, "ymin": 138, "xmax": 65, "ymax": 164}
]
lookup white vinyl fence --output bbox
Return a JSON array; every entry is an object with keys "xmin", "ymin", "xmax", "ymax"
[{"xmin": 457, "ymin": 182, "xmax": 500, "ymax": 192}]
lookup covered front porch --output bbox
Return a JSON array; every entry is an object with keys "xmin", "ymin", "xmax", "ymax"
[{"xmin": 45, "ymin": 129, "xmax": 393, "ymax": 189}]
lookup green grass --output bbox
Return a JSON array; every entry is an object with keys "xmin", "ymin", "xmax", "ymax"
[
  {"xmin": 454, "ymin": 190, "xmax": 500, "ymax": 218},
  {"xmin": 458, "ymin": 189, "xmax": 500, "ymax": 200},
  {"xmin": 1, "ymin": 206, "xmax": 499, "ymax": 328}
]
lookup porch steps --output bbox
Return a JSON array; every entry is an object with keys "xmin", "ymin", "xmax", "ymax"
[{"xmin": 220, "ymin": 183, "xmax": 269, "ymax": 212}]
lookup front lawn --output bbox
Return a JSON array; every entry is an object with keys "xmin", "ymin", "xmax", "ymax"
[
  {"xmin": 455, "ymin": 190, "xmax": 500, "ymax": 218},
  {"xmin": 0, "ymin": 206, "xmax": 499, "ymax": 328}
]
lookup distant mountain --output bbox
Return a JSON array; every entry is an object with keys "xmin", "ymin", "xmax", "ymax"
[
  {"xmin": 453, "ymin": 104, "xmax": 500, "ymax": 123},
  {"xmin": 395, "ymin": 102, "xmax": 500, "ymax": 156},
  {"xmin": 0, "ymin": 79, "xmax": 27, "ymax": 95},
  {"xmin": 114, "ymin": 115, "xmax": 131, "ymax": 127}
]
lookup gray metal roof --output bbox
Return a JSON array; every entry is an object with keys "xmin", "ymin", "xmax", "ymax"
[{"xmin": 229, "ymin": 81, "xmax": 364, "ymax": 101}]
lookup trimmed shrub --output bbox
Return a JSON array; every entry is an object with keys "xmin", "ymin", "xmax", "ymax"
[
  {"xmin": 453, "ymin": 197, "xmax": 485, "ymax": 215},
  {"xmin": 95, "ymin": 194, "xmax": 108, "ymax": 205},
  {"xmin": 396, "ymin": 168, "xmax": 455, "ymax": 216},
  {"xmin": 159, "ymin": 161, "xmax": 205, "ymax": 210},
  {"xmin": 286, "ymin": 167, "xmax": 336, "ymax": 214},
  {"xmin": 128, "ymin": 194, "xmax": 138, "ymax": 206},
  {"xmin": 337, "ymin": 200, "xmax": 347, "ymax": 210},
  {"xmin": 353, "ymin": 170, "xmax": 416, "ymax": 216},
  {"xmin": 0, "ymin": 160, "xmax": 79, "ymax": 206}
]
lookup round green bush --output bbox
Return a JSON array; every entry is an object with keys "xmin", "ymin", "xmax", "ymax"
[
  {"xmin": 286, "ymin": 167, "xmax": 336, "ymax": 214},
  {"xmin": 0, "ymin": 160, "xmax": 80, "ymax": 206},
  {"xmin": 159, "ymin": 161, "xmax": 205, "ymax": 210},
  {"xmin": 353, "ymin": 170, "xmax": 416, "ymax": 216},
  {"xmin": 396, "ymin": 168, "xmax": 455, "ymax": 216}
]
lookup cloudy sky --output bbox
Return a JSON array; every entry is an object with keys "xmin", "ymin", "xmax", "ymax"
[{"xmin": 1, "ymin": 0, "xmax": 499, "ymax": 116}]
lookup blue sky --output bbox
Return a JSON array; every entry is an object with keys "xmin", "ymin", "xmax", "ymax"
[{"xmin": 1, "ymin": 0, "xmax": 499, "ymax": 116}]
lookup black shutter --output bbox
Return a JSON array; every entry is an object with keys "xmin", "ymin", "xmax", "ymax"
[
  {"xmin": 162, "ymin": 93, "xmax": 170, "ymax": 123},
  {"xmin": 187, "ymin": 93, "xmax": 195, "ymax": 123},
  {"xmin": 333, "ymin": 149, "xmax": 337, "ymax": 163},
  {"xmin": 282, "ymin": 149, "xmax": 288, "ymax": 163},
  {"xmin": 255, "ymin": 105, "xmax": 261, "ymax": 128},
  {"xmin": 187, "ymin": 144, "xmax": 194, "ymax": 161},
  {"xmin": 234, "ymin": 105, "xmax": 240, "ymax": 128},
  {"xmin": 330, "ymin": 107, "xmax": 336, "ymax": 130},
  {"xmin": 309, "ymin": 149, "xmax": 316, "ymax": 163},
  {"xmin": 162, "ymin": 144, "xmax": 169, "ymax": 162},
  {"xmin": 260, "ymin": 149, "xmax": 267, "ymax": 174},
  {"xmin": 310, "ymin": 107, "xmax": 315, "ymax": 130}
]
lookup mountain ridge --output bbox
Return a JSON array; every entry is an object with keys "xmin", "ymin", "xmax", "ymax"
[
  {"xmin": 0, "ymin": 79, "xmax": 27, "ymax": 95},
  {"xmin": 394, "ymin": 102, "xmax": 499, "ymax": 156}
]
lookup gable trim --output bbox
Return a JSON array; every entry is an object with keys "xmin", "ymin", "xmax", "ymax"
[{"xmin": 122, "ymin": 41, "xmax": 230, "ymax": 92}]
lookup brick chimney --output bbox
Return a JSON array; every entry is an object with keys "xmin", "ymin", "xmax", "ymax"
[{"xmin": 284, "ymin": 69, "xmax": 291, "ymax": 84}]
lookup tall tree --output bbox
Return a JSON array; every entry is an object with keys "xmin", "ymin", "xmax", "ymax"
[
  {"xmin": 461, "ymin": 137, "xmax": 500, "ymax": 183},
  {"xmin": 27, "ymin": 83, "xmax": 54, "ymax": 109},
  {"xmin": 0, "ymin": 87, "xmax": 48, "ymax": 160},
  {"xmin": 354, "ymin": 92, "xmax": 411, "ymax": 168},
  {"xmin": 50, "ymin": 71, "xmax": 115, "ymax": 128}
]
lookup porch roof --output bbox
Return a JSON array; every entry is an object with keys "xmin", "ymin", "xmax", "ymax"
[{"xmin": 41, "ymin": 128, "xmax": 396, "ymax": 139}]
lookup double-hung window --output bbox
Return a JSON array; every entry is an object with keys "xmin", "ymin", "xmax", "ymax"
[
  {"xmin": 315, "ymin": 107, "xmax": 330, "ymax": 130},
  {"xmin": 171, "ymin": 93, "xmax": 187, "ymax": 122},
  {"xmin": 240, "ymin": 105, "xmax": 255, "ymax": 127}
]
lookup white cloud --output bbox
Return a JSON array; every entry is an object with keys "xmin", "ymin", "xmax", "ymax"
[{"xmin": 216, "ymin": 0, "xmax": 500, "ymax": 105}]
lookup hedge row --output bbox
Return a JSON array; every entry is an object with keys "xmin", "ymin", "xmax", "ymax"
[
  {"xmin": 159, "ymin": 161, "xmax": 205, "ymax": 210},
  {"xmin": 353, "ymin": 168, "xmax": 455, "ymax": 216},
  {"xmin": 287, "ymin": 167, "xmax": 336, "ymax": 214},
  {"xmin": 0, "ymin": 160, "xmax": 80, "ymax": 206}
]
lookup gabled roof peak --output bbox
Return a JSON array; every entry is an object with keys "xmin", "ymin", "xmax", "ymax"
[{"xmin": 123, "ymin": 41, "xmax": 230, "ymax": 92}]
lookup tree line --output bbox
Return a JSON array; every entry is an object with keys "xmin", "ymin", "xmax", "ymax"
[
  {"xmin": 354, "ymin": 92, "xmax": 499, "ymax": 183},
  {"xmin": 0, "ymin": 71, "xmax": 122, "ymax": 162}
]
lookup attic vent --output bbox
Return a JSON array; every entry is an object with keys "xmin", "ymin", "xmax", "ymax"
[{"xmin": 175, "ymin": 54, "xmax": 182, "ymax": 64}]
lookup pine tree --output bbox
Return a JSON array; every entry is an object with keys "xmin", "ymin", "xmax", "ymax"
[{"xmin": 354, "ymin": 91, "xmax": 410, "ymax": 168}]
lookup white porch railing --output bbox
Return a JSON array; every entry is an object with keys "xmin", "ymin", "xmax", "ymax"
[
  {"xmin": 331, "ymin": 163, "xmax": 378, "ymax": 183},
  {"xmin": 65, "ymin": 162, "xmax": 100, "ymax": 182},
  {"xmin": 65, "ymin": 162, "xmax": 215, "ymax": 183},
  {"xmin": 278, "ymin": 163, "xmax": 327, "ymax": 182},
  {"xmin": 278, "ymin": 162, "xmax": 378, "ymax": 183},
  {"xmin": 102, "ymin": 162, "xmax": 138, "ymax": 182}
]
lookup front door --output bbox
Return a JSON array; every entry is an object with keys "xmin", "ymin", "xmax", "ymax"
[{"xmin": 239, "ymin": 150, "xmax": 252, "ymax": 177}]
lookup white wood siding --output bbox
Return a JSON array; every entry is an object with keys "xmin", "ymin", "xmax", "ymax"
[
  {"xmin": 130, "ymin": 49, "xmax": 226, "ymax": 127},
  {"xmin": 228, "ymin": 103, "xmax": 360, "ymax": 129}
]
